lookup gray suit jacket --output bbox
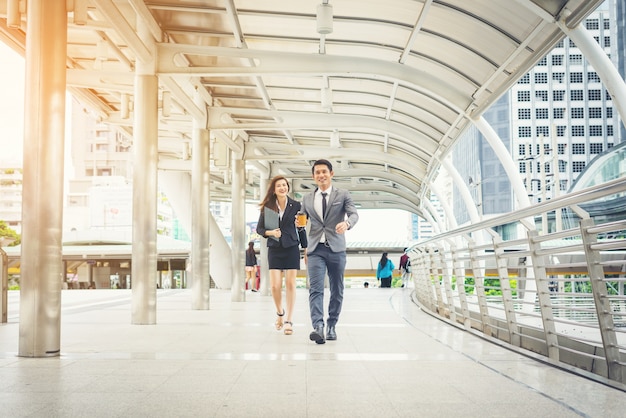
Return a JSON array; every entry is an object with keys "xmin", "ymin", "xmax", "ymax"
[{"xmin": 302, "ymin": 187, "xmax": 358, "ymax": 252}]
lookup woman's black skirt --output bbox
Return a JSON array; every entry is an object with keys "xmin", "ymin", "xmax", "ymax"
[{"xmin": 268, "ymin": 245, "xmax": 301, "ymax": 270}]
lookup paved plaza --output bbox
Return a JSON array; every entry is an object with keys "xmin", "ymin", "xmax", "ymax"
[{"xmin": 1, "ymin": 287, "xmax": 625, "ymax": 417}]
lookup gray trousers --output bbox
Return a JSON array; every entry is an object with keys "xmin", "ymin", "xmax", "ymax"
[{"xmin": 307, "ymin": 245, "xmax": 346, "ymax": 328}]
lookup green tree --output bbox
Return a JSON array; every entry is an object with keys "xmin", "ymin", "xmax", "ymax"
[{"xmin": 0, "ymin": 220, "xmax": 20, "ymax": 246}]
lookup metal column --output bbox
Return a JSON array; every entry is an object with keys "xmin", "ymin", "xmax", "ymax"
[
  {"xmin": 18, "ymin": 0, "xmax": 67, "ymax": 357},
  {"xmin": 131, "ymin": 20, "xmax": 158, "ymax": 324},
  {"xmin": 231, "ymin": 156, "xmax": 246, "ymax": 301},
  {"xmin": 258, "ymin": 176, "xmax": 270, "ymax": 296},
  {"xmin": 191, "ymin": 94, "xmax": 210, "ymax": 310}
]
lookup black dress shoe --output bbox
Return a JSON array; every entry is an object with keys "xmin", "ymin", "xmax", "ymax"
[
  {"xmin": 326, "ymin": 326, "xmax": 337, "ymax": 341},
  {"xmin": 309, "ymin": 325, "xmax": 325, "ymax": 344}
]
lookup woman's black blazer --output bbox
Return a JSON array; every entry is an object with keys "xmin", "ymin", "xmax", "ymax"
[{"xmin": 257, "ymin": 197, "xmax": 307, "ymax": 249}]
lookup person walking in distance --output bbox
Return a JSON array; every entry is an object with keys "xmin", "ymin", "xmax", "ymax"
[
  {"xmin": 399, "ymin": 248, "xmax": 411, "ymax": 288},
  {"xmin": 377, "ymin": 252, "xmax": 395, "ymax": 288},
  {"xmin": 301, "ymin": 159, "xmax": 358, "ymax": 344},
  {"xmin": 256, "ymin": 176, "xmax": 308, "ymax": 335},
  {"xmin": 245, "ymin": 241, "xmax": 258, "ymax": 292}
]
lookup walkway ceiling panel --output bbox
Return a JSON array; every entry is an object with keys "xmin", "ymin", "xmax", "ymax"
[{"xmin": 0, "ymin": 0, "xmax": 605, "ymax": 216}]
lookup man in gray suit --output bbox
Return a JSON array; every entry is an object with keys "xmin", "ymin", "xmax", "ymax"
[{"xmin": 302, "ymin": 159, "xmax": 358, "ymax": 344}]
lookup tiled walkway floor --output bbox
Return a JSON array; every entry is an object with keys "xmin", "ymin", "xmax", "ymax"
[{"xmin": 1, "ymin": 287, "xmax": 625, "ymax": 417}]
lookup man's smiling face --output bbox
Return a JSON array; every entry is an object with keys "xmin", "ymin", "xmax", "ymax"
[{"xmin": 313, "ymin": 164, "xmax": 333, "ymax": 190}]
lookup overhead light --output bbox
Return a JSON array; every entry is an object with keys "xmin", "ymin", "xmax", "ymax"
[
  {"xmin": 321, "ymin": 86, "xmax": 333, "ymax": 111},
  {"xmin": 316, "ymin": 3, "xmax": 333, "ymax": 35},
  {"xmin": 330, "ymin": 130, "xmax": 341, "ymax": 148}
]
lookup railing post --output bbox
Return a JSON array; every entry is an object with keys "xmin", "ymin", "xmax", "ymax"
[
  {"xmin": 451, "ymin": 244, "xmax": 471, "ymax": 329},
  {"xmin": 1, "ymin": 247, "xmax": 7, "ymax": 323},
  {"xmin": 492, "ymin": 236, "xmax": 520, "ymax": 346},
  {"xmin": 579, "ymin": 218, "xmax": 622, "ymax": 382},
  {"xmin": 527, "ymin": 230, "xmax": 560, "ymax": 361},
  {"xmin": 438, "ymin": 243, "xmax": 455, "ymax": 321},
  {"xmin": 468, "ymin": 240, "xmax": 490, "ymax": 335},
  {"xmin": 429, "ymin": 247, "xmax": 446, "ymax": 316}
]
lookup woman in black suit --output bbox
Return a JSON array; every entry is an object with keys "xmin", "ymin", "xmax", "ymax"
[{"xmin": 257, "ymin": 176, "xmax": 307, "ymax": 335}]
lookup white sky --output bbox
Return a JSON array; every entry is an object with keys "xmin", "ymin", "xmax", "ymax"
[{"xmin": 0, "ymin": 43, "xmax": 412, "ymax": 242}]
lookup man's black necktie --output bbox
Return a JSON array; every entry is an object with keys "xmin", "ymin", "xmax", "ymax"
[{"xmin": 321, "ymin": 192, "xmax": 328, "ymax": 218}]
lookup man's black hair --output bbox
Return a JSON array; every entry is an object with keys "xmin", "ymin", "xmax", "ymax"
[{"xmin": 312, "ymin": 159, "xmax": 333, "ymax": 174}]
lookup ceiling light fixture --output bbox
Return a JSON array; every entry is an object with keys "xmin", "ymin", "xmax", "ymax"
[
  {"xmin": 316, "ymin": 3, "xmax": 333, "ymax": 35},
  {"xmin": 321, "ymin": 86, "xmax": 333, "ymax": 111},
  {"xmin": 330, "ymin": 130, "xmax": 341, "ymax": 148}
]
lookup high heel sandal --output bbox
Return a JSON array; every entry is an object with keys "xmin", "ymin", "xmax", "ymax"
[
  {"xmin": 275, "ymin": 309, "xmax": 285, "ymax": 330},
  {"xmin": 283, "ymin": 321, "xmax": 293, "ymax": 335}
]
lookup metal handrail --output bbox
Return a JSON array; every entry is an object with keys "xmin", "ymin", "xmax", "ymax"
[{"xmin": 410, "ymin": 178, "xmax": 626, "ymax": 389}]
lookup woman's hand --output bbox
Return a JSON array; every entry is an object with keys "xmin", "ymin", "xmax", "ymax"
[{"xmin": 272, "ymin": 228, "xmax": 281, "ymax": 238}]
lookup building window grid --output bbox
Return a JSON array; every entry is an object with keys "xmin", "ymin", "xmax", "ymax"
[
  {"xmin": 589, "ymin": 107, "xmax": 602, "ymax": 118},
  {"xmin": 589, "ymin": 125, "xmax": 603, "ymax": 137},
  {"xmin": 587, "ymin": 72, "xmax": 600, "ymax": 83},
  {"xmin": 572, "ymin": 143, "xmax": 586, "ymax": 154},
  {"xmin": 572, "ymin": 161, "xmax": 586, "ymax": 173},
  {"xmin": 569, "ymin": 72, "xmax": 583, "ymax": 83},
  {"xmin": 512, "ymin": 14, "xmax": 613, "ymax": 203},
  {"xmin": 590, "ymin": 143, "xmax": 603, "ymax": 154},
  {"xmin": 518, "ymin": 108, "xmax": 531, "ymax": 119},
  {"xmin": 536, "ymin": 108, "xmax": 549, "ymax": 119},
  {"xmin": 570, "ymin": 108, "xmax": 585, "ymax": 119}
]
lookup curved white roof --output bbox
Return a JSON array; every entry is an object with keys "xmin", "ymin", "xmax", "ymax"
[{"xmin": 0, "ymin": 0, "xmax": 604, "ymax": 216}]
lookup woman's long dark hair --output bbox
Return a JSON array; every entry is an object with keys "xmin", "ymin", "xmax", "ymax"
[
  {"xmin": 379, "ymin": 252, "xmax": 389, "ymax": 268},
  {"xmin": 246, "ymin": 241, "xmax": 255, "ymax": 255},
  {"xmin": 259, "ymin": 175, "xmax": 289, "ymax": 212}
]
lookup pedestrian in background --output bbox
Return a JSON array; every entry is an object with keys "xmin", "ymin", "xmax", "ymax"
[
  {"xmin": 377, "ymin": 252, "xmax": 395, "ymax": 288},
  {"xmin": 399, "ymin": 248, "xmax": 411, "ymax": 288},
  {"xmin": 245, "ymin": 241, "xmax": 258, "ymax": 292}
]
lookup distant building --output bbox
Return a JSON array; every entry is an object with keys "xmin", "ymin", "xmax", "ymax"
[
  {"xmin": 448, "ymin": 2, "xmax": 620, "ymax": 234},
  {"xmin": 0, "ymin": 162, "xmax": 22, "ymax": 234}
]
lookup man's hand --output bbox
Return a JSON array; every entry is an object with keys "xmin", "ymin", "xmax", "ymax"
[{"xmin": 335, "ymin": 221, "xmax": 349, "ymax": 234}]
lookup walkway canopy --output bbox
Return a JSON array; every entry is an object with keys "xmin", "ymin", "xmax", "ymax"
[{"xmin": 0, "ymin": 0, "xmax": 604, "ymax": 216}]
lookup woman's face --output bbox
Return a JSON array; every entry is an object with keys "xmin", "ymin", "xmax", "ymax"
[{"xmin": 274, "ymin": 179, "xmax": 289, "ymax": 197}]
